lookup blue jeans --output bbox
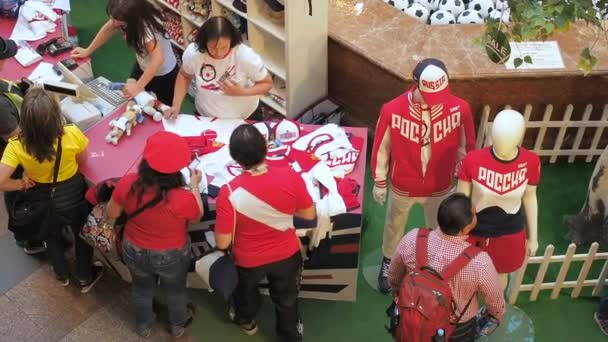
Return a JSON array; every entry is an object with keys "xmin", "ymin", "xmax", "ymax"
[{"xmin": 122, "ymin": 238, "xmax": 192, "ymax": 332}]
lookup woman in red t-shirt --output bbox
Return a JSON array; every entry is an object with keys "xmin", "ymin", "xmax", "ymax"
[
  {"xmin": 215, "ymin": 124, "xmax": 316, "ymax": 341},
  {"xmin": 107, "ymin": 131, "xmax": 203, "ymax": 338}
]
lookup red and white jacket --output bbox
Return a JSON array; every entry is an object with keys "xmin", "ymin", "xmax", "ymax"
[{"xmin": 371, "ymin": 87, "xmax": 476, "ymax": 197}]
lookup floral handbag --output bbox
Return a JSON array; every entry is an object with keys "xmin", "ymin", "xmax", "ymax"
[
  {"xmin": 80, "ymin": 195, "xmax": 163, "ymax": 258},
  {"xmin": 80, "ymin": 202, "xmax": 120, "ymax": 256}
]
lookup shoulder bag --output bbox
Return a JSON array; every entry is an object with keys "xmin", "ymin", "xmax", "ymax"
[
  {"xmin": 8, "ymin": 137, "xmax": 63, "ymax": 241},
  {"xmin": 80, "ymin": 193, "xmax": 164, "ymax": 259}
]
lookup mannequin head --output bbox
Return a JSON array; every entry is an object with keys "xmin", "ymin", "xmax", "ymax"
[{"xmin": 491, "ymin": 109, "xmax": 525, "ymax": 160}]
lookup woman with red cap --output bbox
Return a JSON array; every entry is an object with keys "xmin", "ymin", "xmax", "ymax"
[{"xmin": 106, "ymin": 131, "xmax": 203, "ymax": 338}]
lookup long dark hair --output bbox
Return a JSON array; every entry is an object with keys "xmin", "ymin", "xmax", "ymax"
[
  {"xmin": 194, "ymin": 16, "xmax": 242, "ymax": 53},
  {"xmin": 129, "ymin": 159, "xmax": 186, "ymax": 206},
  {"xmin": 107, "ymin": 0, "xmax": 166, "ymax": 55},
  {"xmin": 19, "ymin": 88, "xmax": 64, "ymax": 162}
]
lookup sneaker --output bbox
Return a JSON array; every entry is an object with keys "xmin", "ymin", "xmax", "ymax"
[
  {"xmin": 79, "ymin": 261, "xmax": 104, "ymax": 294},
  {"xmin": 228, "ymin": 304, "xmax": 258, "ymax": 336},
  {"xmin": 170, "ymin": 303, "xmax": 196, "ymax": 338},
  {"xmin": 57, "ymin": 275, "xmax": 70, "ymax": 287},
  {"xmin": 594, "ymin": 312, "xmax": 608, "ymax": 336},
  {"xmin": 377, "ymin": 257, "xmax": 391, "ymax": 294},
  {"xmin": 23, "ymin": 241, "xmax": 46, "ymax": 255},
  {"xmin": 239, "ymin": 320, "xmax": 258, "ymax": 336}
]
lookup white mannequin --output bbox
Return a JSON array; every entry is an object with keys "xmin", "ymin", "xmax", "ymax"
[{"xmin": 456, "ymin": 109, "xmax": 538, "ymax": 290}]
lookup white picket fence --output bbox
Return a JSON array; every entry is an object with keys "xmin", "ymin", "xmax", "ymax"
[
  {"xmin": 476, "ymin": 104, "xmax": 608, "ymax": 163},
  {"xmin": 506, "ymin": 242, "xmax": 608, "ymax": 304}
]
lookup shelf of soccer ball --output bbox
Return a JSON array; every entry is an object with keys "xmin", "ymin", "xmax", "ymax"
[{"xmin": 388, "ymin": 0, "xmax": 511, "ymax": 25}]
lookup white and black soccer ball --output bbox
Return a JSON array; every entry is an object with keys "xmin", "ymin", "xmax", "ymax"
[
  {"xmin": 488, "ymin": 8, "xmax": 510, "ymax": 23},
  {"xmin": 404, "ymin": 2, "xmax": 431, "ymax": 22},
  {"xmin": 466, "ymin": 0, "xmax": 494, "ymax": 18},
  {"xmin": 439, "ymin": 0, "xmax": 465, "ymax": 17},
  {"xmin": 417, "ymin": 0, "xmax": 441, "ymax": 11},
  {"xmin": 430, "ymin": 9, "xmax": 456, "ymax": 24},
  {"xmin": 391, "ymin": 0, "xmax": 416, "ymax": 12},
  {"xmin": 457, "ymin": 9, "xmax": 484, "ymax": 23}
]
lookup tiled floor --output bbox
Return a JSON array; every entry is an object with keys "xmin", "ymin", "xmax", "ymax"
[{"xmin": 0, "ymin": 194, "xmax": 197, "ymax": 342}]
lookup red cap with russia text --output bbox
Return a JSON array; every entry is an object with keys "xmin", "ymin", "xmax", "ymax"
[
  {"xmin": 412, "ymin": 58, "xmax": 451, "ymax": 105},
  {"xmin": 143, "ymin": 131, "xmax": 191, "ymax": 174}
]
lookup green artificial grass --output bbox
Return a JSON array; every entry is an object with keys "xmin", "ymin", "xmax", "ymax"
[{"xmin": 71, "ymin": 2, "xmax": 606, "ymax": 340}]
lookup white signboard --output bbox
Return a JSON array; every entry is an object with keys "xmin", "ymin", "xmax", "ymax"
[{"xmin": 505, "ymin": 41, "xmax": 565, "ymax": 70}]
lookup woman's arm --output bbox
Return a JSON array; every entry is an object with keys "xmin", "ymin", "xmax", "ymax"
[
  {"xmin": 164, "ymin": 68, "xmax": 193, "ymax": 119},
  {"xmin": 0, "ymin": 163, "xmax": 31, "ymax": 192},
  {"xmin": 105, "ymin": 197, "xmax": 123, "ymax": 219},
  {"xmin": 295, "ymin": 204, "xmax": 316, "ymax": 221},
  {"xmin": 189, "ymin": 169, "xmax": 204, "ymax": 223},
  {"xmin": 215, "ymin": 232, "xmax": 232, "ymax": 250},
  {"xmin": 71, "ymin": 19, "xmax": 118, "ymax": 58},
  {"xmin": 124, "ymin": 39, "xmax": 165, "ymax": 99}
]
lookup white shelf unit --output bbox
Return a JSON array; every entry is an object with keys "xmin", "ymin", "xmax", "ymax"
[{"xmin": 211, "ymin": 0, "xmax": 328, "ymax": 118}]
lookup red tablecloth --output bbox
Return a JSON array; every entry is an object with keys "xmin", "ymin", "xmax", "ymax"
[{"xmin": 0, "ymin": 18, "xmax": 88, "ymax": 81}]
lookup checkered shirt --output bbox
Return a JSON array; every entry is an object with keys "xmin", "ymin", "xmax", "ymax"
[{"xmin": 388, "ymin": 228, "xmax": 506, "ymax": 323}]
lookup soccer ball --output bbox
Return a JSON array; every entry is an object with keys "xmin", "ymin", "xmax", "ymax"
[
  {"xmin": 466, "ymin": 0, "xmax": 494, "ymax": 18},
  {"xmin": 488, "ymin": 8, "xmax": 510, "ymax": 23},
  {"xmin": 439, "ymin": 0, "xmax": 465, "ymax": 17},
  {"xmin": 430, "ymin": 9, "xmax": 456, "ymax": 24},
  {"xmin": 389, "ymin": 0, "xmax": 417, "ymax": 12},
  {"xmin": 457, "ymin": 9, "xmax": 484, "ymax": 23},
  {"xmin": 404, "ymin": 2, "xmax": 431, "ymax": 23},
  {"xmin": 391, "ymin": 0, "xmax": 416, "ymax": 12},
  {"xmin": 417, "ymin": 0, "xmax": 441, "ymax": 11}
]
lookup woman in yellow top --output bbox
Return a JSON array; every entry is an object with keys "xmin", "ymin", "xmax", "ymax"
[{"xmin": 0, "ymin": 88, "xmax": 104, "ymax": 292}]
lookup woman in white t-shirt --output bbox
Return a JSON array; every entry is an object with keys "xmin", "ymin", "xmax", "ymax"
[
  {"xmin": 165, "ymin": 16, "xmax": 273, "ymax": 120},
  {"xmin": 71, "ymin": 0, "xmax": 178, "ymax": 104}
]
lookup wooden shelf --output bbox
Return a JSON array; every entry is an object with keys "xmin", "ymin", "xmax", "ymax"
[
  {"xmin": 247, "ymin": 15, "xmax": 284, "ymax": 42},
  {"xmin": 215, "ymin": 0, "xmax": 247, "ymax": 19},
  {"xmin": 156, "ymin": 0, "xmax": 181, "ymax": 16},
  {"xmin": 261, "ymin": 95, "xmax": 286, "ymax": 115},
  {"xmin": 248, "ymin": 24, "xmax": 285, "ymax": 80}
]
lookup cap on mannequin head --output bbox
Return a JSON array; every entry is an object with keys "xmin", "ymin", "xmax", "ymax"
[{"xmin": 491, "ymin": 109, "xmax": 525, "ymax": 160}]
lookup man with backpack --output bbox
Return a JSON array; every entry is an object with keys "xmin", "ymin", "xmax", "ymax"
[{"xmin": 388, "ymin": 193, "xmax": 505, "ymax": 341}]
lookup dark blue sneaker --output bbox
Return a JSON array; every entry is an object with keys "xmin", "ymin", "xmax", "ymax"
[{"xmin": 378, "ymin": 257, "xmax": 392, "ymax": 294}]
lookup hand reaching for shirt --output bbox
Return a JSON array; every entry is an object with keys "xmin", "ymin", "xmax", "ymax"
[{"xmin": 163, "ymin": 106, "xmax": 179, "ymax": 120}]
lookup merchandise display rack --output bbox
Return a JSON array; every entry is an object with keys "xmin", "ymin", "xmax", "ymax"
[{"xmin": 148, "ymin": 0, "xmax": 328, "ymax": 118}]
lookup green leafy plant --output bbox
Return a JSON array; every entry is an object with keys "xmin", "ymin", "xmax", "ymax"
[{"xmin": 483, "ymin": 0, "xmax": 607, "ymax": 75}]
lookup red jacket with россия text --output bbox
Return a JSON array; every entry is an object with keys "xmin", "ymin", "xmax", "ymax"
[{"xmin": 371, "ymin": 87, "xmax": 476, "ymax": 197}]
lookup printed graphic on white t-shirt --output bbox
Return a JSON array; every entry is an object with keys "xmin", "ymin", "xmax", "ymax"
[
  {"xmin": 135, "ymin": 28, "xmax": 177, "ymax": 76},
  {"xmin": 182, "ymin": 43, "xmax": 268, "ymax": 119}
]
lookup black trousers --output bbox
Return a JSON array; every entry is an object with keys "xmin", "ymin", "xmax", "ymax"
[
  {"xmin": 234, "ymin": 251, "xmax": 303, "ymax": 342},
  {"xmin": 130, "ymin": 62, "xmax": 179, "ymax": 105},
  {"xmin": 450, "ymin": 316, "xmax": 478, "ymax": 342}
]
